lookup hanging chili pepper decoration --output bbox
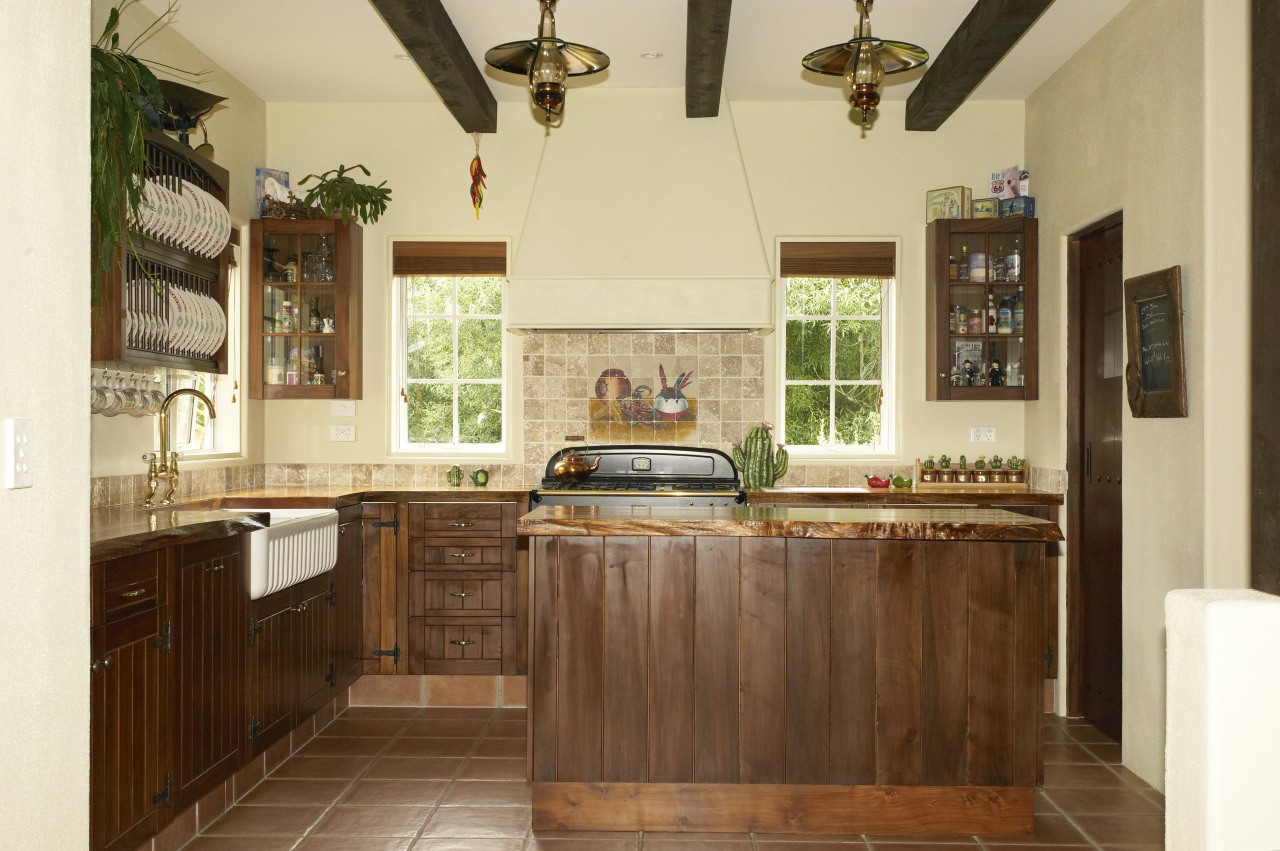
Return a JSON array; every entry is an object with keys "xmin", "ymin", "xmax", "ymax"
[{"xmin": 469, "ymin": 132, "xmax": 486, "ymax": 220}]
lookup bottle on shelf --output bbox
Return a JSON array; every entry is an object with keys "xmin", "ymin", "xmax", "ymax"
[
  {"xmin": 309, "ymin": 297, "xmax": 323, "ymax": 332},
  {"xmin": 286, "ymin": 346, "xmax": 300, "ymax": 385},
  {"xmin": 948, "ymin": 255, "xmax": 959, "ymax": 280},
  {"xmin": 280, "ymin": 299, "xmax": 296, "ymax": 333},
  {"xmin": 1013, "ymin": 285, "xmax": 1025, "ymax": 333},
  {"xmin": 969, "ymin": 247, "xmax": 988, "ymax": 283},
  {"xmin": 266, "ymin": 355, "xmax": 284, "ymax": 385},
  {"xmin": 953, "ymin": 304, "xmax": 966, "ymax": 334},
  {"xmin": 986, "ymin": 292, "xmax": 997, "ymax": 332},
  {"xmin": 958, "ymin": 245, "xmax": 970, "ymax": 281},
  {"xmin": 997, "ymin": 296, "xmax": 1013, "ymax": 334},
  {"xmin": 1007, "ymin": 242, "xmax": 1022, "ymax": 281},
  {"xmin": 993, "ymin": 244, "xmax": 1007, "ymax": 282}
]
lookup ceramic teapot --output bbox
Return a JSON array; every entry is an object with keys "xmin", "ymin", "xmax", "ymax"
[{"xmin": 552, "ymin": 448, "xmax": 601, "ymax": 484}]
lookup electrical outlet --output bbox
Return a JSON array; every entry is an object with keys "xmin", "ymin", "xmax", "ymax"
[
  {"xmin": 330, "ymin": 424, "xmax": 356, "ymax": 442},
  {"xmin": 3, "ymin": 418, "xmax": 33, "ymax": 489},
  {"xmin": 970, "ymin": 426, "xmax": 996, "ymax": 443},
  {"xmin": 330, "ymin": 400, "xmax": 356, "ymax": 417}
]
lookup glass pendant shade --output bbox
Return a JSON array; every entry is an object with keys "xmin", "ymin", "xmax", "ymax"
[{"xmin": 486, "ymin": 0, "xmax": 609, "ymax": 124}]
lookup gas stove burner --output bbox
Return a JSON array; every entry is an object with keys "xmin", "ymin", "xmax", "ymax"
[{"xmin": 530, "ymin": 445, "xmax": 745, "ymax": 508}]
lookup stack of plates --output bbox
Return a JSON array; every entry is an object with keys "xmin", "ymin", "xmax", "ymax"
[
  {"xmin": 125, "ymin": 279, "xmax": 227, "ymax": 359},
  {"xmin": 130, "ymin": 175, "xmax": 232, "ymax": 260}
]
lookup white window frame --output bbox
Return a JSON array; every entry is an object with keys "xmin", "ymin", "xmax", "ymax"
[
  {"xmin": 390, "ymin": 240, "xmax": 516, "ymax": 460},
  {"xmin": 776, "ymin": 237, "xmax": 899, "ymax": 459}
]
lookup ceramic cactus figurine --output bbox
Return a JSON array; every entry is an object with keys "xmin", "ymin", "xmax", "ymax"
[
  {"xmin": 733, "ymin": 423, "xmax": 789, "ymax": 489},
  {"xmin": 939, "ymin": 454, "xmax": 951, "ymax": 469},
  {"xmin": 923, "ymin": 455, "xmax": 936, "ymax": 469},
  {"xmin": 959, "ymin": 454, "xmax": 968, "ymax": 469},
  {"xmin": 991, "ymin": 455, "xmax": 1003, "ymax": 469},
  {"xmin": 975, "ymin": 455, "xmax": 987, "ymax": 470},
  {"xmin": 446, "ymin": 464, "xmax": 464, "ymax": 486},
  {"xmin": 1007, "ymin": 456, "xmax": 1023, "ymax": 470}
]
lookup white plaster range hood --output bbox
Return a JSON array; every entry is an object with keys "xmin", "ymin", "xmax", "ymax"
[{"xmin": 506, "ymin": 90, "xmax": 774, "ymax": 334}]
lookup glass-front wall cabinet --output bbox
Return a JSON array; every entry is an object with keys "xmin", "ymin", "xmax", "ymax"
[
  {"xmin": 926, "ymin": 218, "xmax": 1038, "ymax": 400},
  {"xmin": 250, "ymin": 218, "xmax": 362, "ymax": 399}
]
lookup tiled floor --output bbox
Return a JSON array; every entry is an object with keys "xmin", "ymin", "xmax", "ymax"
[{"xmin": 180, "ymin": 710, "xmax": 1164, "ymax": 851}]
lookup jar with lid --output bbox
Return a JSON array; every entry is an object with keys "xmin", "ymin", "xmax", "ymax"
[
  {"xmin": 966, "ymin": 308, "xmax": 984, "ymax": 335},
  {"xmin": 952, "ymin": 304, "xmax": 966, "ymax": 334},
  {"xmin": 969, "ymin": 248, "xmax": 988, "ymax": 283}
]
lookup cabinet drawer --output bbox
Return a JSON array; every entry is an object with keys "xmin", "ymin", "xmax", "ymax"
[
  {"xmin": 94, "ymin": 550, "xmax": 163, "ymax": 626},
  {"xmin": 408, "ymin": 572, "xmax": 512, "ymax": 617},
  {"xmin": 409, "ymin": 616, "xmax": 504, "ymax": 674},
  {"xmin": 407, "ymin": 502, "xmax": 517, "ymax": 537},
  {"xmin": 411, "ymin": 537, "xmax": 514, "ymax": 570}
]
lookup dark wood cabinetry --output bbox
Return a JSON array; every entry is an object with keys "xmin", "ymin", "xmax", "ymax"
[
  {"xmin": 335, "ymin": 505, "xmax": 365, "ymax": 690},
  {"xmin": 926, "ymin": 218, "xmax": 1038, "ymax": 400},
  {"xmin": 405, "ymin": 502, "xmax": 520, "ymax": 675},
  {"xmin": 248, "ymin": 218, "xmax": 363, "ymax": 399}
]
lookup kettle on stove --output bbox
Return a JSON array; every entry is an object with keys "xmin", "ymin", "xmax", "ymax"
[{"xmin": 552, "ymin": 445, "xmax": 601, "ymax": 484}]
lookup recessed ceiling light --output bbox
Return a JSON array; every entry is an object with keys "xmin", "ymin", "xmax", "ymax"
[
  {"xmin": 393, "ymin": 53, "xmax": 411, "ymax": 60},
  {"xmin": 640, "ymin": 52, "xmax": 663, "ymax": 60}
]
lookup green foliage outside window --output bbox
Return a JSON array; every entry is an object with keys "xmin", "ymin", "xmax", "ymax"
[
  {"xmin": 403, "ymin": 275, "xmax": 504, "ymax": 447},
  {"xmin": 783, "ymin": 276, "xmax": 885, "ymax": 449}
]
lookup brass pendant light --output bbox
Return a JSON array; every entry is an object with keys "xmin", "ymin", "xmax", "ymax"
[
  {"xmin": 802, "ymin": 0, "xmax": 928, "ymax": 129},
  {"xmin": 485, "ymin": 0, "xmax": 610, "ymax": 124}
]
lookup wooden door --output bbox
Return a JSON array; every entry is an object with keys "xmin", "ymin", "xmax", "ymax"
[
  {"xmin": 363, "ymin": 502, "xmax": 400, "ymax": 673},
  {"xmin": 90, "ymin": 609, "xmax": 168, "ymax": 851},
  {"xmin": 297, "ymin": 583, "xmax": 336, "ymax": 717},
  {"xmin": 335, "ymin": 510, "xmax": 365, "ymax": 690},
  {"xmin": 246, "ymin": 593, "xmax": 297, "ymax": 756},
  {"xmin": 1071, "ymin": 218, "xmax": 1124, "ymax": 742},
  {"xmin": 172, "ymin": 538, "xmax": 244, "ymax": 811}
]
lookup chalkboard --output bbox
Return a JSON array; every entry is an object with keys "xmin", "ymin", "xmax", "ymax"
[
  {"xmin": 1136, "ymin": 296, "xmax": 1174, "ymax": 390},
  {"xmin": 1123, "ymin": 266, "xmax": 1187, "ymax": 417}
]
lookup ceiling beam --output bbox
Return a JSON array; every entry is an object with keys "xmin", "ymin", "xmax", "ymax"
[
  {"xmin": 906, "ymin": 0, "xmax": 1055, "ymax": 131},
  {"xmin": 367, "ymin": 0, "xmax": 497, "ymax": 133},
  {"xmin": 686, "ymin": 0, "xmax": 733, "ymax": 117}
]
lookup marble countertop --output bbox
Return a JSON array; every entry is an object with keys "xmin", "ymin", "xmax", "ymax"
[
  {"xmin": 517, "ymin": 505, "xmax": 1065, "ymax": 541},
  {"xmin": 90, "ymin": 506, "xmax": 269, "ymax": 562}
]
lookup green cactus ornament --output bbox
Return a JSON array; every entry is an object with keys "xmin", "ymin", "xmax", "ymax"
[{"xmin": 733, "ymin": 423, "xmax": 789, "ymax": 489}]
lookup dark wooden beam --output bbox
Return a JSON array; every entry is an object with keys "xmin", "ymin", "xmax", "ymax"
[
  {"xmin": 367, "ymin": 0, "xmax": 497, "ymax": 133},
  {"xmin": 686, "ymin": 0, "xmax": 733, "ymax": 117},
  {"xmin": 905, "ymin": 0, "xmax": 1055, "ymax": 131},
  {"xmin": 1252, "ymin": 0, "xmax": 1280, "ymax": 595}
]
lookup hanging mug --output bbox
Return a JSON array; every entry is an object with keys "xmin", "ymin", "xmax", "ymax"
[
  {"xmin": 469, "ymin": 468, "xmax": 489, "ymax": 487},
  {"xmin": 446, "ymin": 464, "xmax": 464, "ymax": 487}
]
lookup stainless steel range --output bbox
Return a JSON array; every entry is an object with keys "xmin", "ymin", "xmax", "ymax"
[{"xmin": 529, "ymin": 445, "xmax": 747, "ymax": 508}]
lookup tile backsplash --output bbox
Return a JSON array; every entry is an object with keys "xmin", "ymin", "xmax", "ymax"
[{"xmin": 91, "ymin": 463, "xmax": 265, "ymax": 509}]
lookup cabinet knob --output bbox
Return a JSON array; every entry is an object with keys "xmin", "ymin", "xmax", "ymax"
[
  {"xmin": 91, "ymin": 654, "xmax": 114, "ymax": 674},
  {"xmin": 449, "ymin": 552, "xmax": 475, "ymax": 559},
  {"xmin": 337, "ymin": 370, "xmax": 348, "ymax": 377},
  {"xmin": 120, "ymin": 587, "xmax": 147, "ymax": 599},
  {"xmin": 450, "ymin": 640, "xmax": 476, "ymax": 646},
  {"xmin": 449, "ymin": 591, "xmax": 475, "ymax": 598}
]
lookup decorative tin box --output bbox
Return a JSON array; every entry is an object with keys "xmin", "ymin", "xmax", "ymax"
[
  {"xmin": 926, "ymin": 186, "xmax": 971, "ymax": 222},
  {"xmin": 972, "ymin": 197, "xmax": 999, "ymax": 218},
  {"xmin": 1000, "ymin": 195, "xmax": 1036, "ymax": 218}
]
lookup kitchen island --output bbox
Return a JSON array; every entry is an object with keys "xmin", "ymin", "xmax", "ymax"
[{"xmin": 519, "ymin": 504, "xmax": 1064, "ymax": 837}]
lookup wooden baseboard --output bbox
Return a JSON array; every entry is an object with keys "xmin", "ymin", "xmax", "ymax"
[{"xmin": 533, "ymin": 782, "xmax": 1034, "ymax": 836}]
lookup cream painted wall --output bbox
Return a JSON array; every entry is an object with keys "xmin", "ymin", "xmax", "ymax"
[
  {"xmin": 264, "ymin": 96, "xmax": 1027, "ymax": 467},
  {"xmin": 89, "ymin": 0, "xmax": 267, "ymax": 478},
  {"xmin": 0, "ymin": 1, "xmax": 91, "ymax": 846},
  {"xmin": 1026, "ymin": 0, "xmax": 1228, "ymax": 791}
]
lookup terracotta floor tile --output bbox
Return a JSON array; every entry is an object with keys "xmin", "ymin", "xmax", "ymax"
[
  {"xmin": 309, "ymin": 805, "xmax": 435, "ymax": 837},
  {"xmin": 862, "ymin": 835, "xmax": 978, "ymax": 844},
  {"xmin": 235, "ymin": 778, "xmax": 353, "ymax": 806},
  {"xmin": 1041, "ymin": 762, "xmax": 1128, "ymax": 788},
  {"xmin": 340, "ymin": 707, "xmax": 424, "ymax": 720},
  {"xmin": 1083, "ymin": 742, "xmax": 1122, "ymax": 764},
  {"xmin": 411, "ymin": 839, "xmax": 526, "ymax": 851},
  {"xmin": 531, "ymin": 830, "xmax": 642, "ymax": 840},
  {"xmin": 984, "ymin": 846, "xmax": 1092, "ymax": 851},
  {"xmin": 1043, "ymin": 787, "xmax": 1163, "ymax": 816},
  {"xmin": 979, "ymin": 814, "xmax": 1091, "ymax": 846},
  {"xmin": 385, "ymin": 737, "xmax": 475, "ymax": 758},
  {"xmin": 459, "ymin": 758, "xmax": 527, "ymax": 781},
  {"xmin": 440, "ymin": 780, "xmax": 533, "ymax": 807},
  {"xmin": 350, "ymin": 676, "xmax": 425, "ymax": 707},
  {"xmin": 1041, "ymin": 726, "xmax": 1073, "ymax": 744},
  {"xmin": 269, "ymin": 755, "xmax": 376, "ymax": 780},
  {"xmin": 643, "ymin": 832, "xmax": 752, "ymax": 841},
  {"xmin": 420, "ymin": 707, "xmax": 496, "ymax": 719},
  {"xmin": 338, "ymin": 778, "xmax": 450, "ymax": 807},
  {"xmin": 295, "ymin": 838, "xmax": 415, "ymax": 851},
  {"xmin": 1065, "ymin": 725, "xmax": 1117, "ymax": 745},
  {"xmin": 1042, "ymin": 742, "xmax": 1099, "ymax": 765},
  {"xmin": 296, "ymin": 736, "xmax": 389, "ymax": 757},
  {"xmin": 527, "ymin": 839, "xmax": 639, "ymax": 850},
  {"xmin": 1108, "ymin": 765, "xmax": 1158, "ymax": 792},
  {"xmin": 487, "ymin": 720, "xmax": 529, "ymax": 738},
  {"xmin": 179, "ymin": 838, "xmax": 298, "ymax": 850},
  {"xmin": 755, "ymin": 843, "xmax": 867, "ymax": 850},
  {"xmin": 643, "ymin": 842, "xmax": 753, "ymax": 850},
  {"xmin": 200, "ymin": 804, "xmax": 328, "ymax": 836},
  {"xmin": 402, "ymin": 718, "xmax": 490, "ymax": 738},
  {"xmin": 1072, "ymin": 814, "xmax": 1165, "ymax": 846},
  {"xmin": 866, "ymin": 845, "xmax": 978, "ymax": 851},
  {"xmin": 320, "ymin": 718, "xmax": 412, "ymax": 738},
  {"xmin": 364, "ymin": 757, "xmax": 465, "ymax": 780},
  {"xmin": 474, "ymin": 738, "xmax": 527, "ymax": 758},
  {"xmin": 417, "ymin": 805, "xmax": 532, "ymax": 838}
]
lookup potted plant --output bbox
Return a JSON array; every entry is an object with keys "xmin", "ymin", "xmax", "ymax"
[{"xmin": 297, "ymin": 163, "xmax": 393, "ymax": 223}]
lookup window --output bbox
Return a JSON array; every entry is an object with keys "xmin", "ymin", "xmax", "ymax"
[
  {"xmin": 166, "ymin": 371, "xmax": 218, "ymax": 452},
  {"xmin": 392, "ymin": 241, "xmax": 509, "ymax": 454},
  {"xmin": 779, "ymin": 240, "xmax": 896, "ymax": 454}
]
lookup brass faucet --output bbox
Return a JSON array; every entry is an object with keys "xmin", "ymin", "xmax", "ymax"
[{"xmin": 142, "ymin": 388, "xmax": 216, "ymax": 508}]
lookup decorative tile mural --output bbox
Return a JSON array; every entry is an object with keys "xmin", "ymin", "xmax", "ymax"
[{"xmin": 588, "ymin": 362, "xmax": 699, "ymax": 442}]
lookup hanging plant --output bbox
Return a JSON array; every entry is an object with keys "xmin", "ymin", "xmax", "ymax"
[
  {"xmin": 90, "ymin": 1, "xmax": 197, "ymax": 304},
  {"xmin": 297, "ymin": 164, "xmax": 392, "ymax": 224}
]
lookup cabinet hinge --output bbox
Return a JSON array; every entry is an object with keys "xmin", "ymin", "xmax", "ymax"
[
  {"xmin": 152, "ymin": 773, "xmax": 171, "ymax": 806},
  {"xmin": 248, "ymin": 619, "xmax": 263, "ymax": 647},
  {"xmin": 326, "ymin": 584, "xmax": 337, "ymax": 605},
  {"xmin": 248, "ymin": 717, "xmax": 263, "ymax": 741},
  {"xmin": 325, "ymin": 662, "xmax": 337, "ymax": 687},
  {"xmin": 1044, "ymin": 648, "xmax": 1055, "ymax": 666},
  {"xmin": 152, "ymin": 621, "xmax": 172, "ymax": 655},
  {"xmin": 372, "ymin": 516, "xmax": 400, "ymax": 535},
  {"xmin": 372, "ymin": 643, "xmax": 401, "ymax": 666}
]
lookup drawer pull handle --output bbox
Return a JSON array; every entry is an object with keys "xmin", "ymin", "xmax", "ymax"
[
  {"xmin": 448, "ymin": 521, "xmax": 475, "ymax": 528},
  {"xmin": 289, "ymin": 602, "xmax": 309, "ymax": 613},
  {"xmin": 91, "ymin": 653, "xmax": 114, "ymax": 674},
  {"xmin": 205, "ymin": 563, "xmax": 225, "ymax": 572},
  {"xmin": 449, "ymin": 552, "xmax": 475, "ymax": 558},
  {"xmin": 120, "ymin": 588, "xmax": 148, "ymax": 598},
  {"xmin": 450, "ymin": 640, "xmax": 476, "ymax": 646},
  {"xmin": 449, "ymin": 591, "xmax": 475, "ymax": 598}
]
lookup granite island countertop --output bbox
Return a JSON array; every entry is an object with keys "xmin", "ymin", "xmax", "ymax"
[{"xmin": 517, "ymin": 504, "xmax": 1065, "ymax": 541}]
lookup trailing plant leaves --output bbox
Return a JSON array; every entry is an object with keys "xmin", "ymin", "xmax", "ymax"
[{"xmin": 299, "ymin": 163, "xmax": 393, "ymax": 224}]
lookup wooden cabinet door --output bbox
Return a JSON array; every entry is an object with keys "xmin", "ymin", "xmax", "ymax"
[
  {"xmin": 90, "ymin": 609, "xmax": 169, "ymax": 851},
  {"xmin": 297, "ymin": 584, "xmax": 336, "ymax": 717},
  {"xmin": 246, "ymin": 595, "xmax": 297, "ymax": 756},
  {"xmin": 172, "ymin": 538, "xmax": 244, "ymax": 811},
  {"xmin": 335, "ymin": 511, "xmax": 365, "ymax": 690}
]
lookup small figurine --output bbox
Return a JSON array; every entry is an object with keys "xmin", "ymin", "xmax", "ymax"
[
  {"xmin": 1007, "ymin": 456, "xmax": 1023, "ymax": 470},
  {"xmin": 991, "ymin": 455, "xmax": 1003, "ymax": 469},
  {"xmin": 446, "ymin": 465, "xmax": 464, "ymax": 487},
  {"xmin": 939, "ymin": 454, "xmax": 951, "ymax": 469},
  {"xmin": 975, "ymin": 455, "xmax": 987, "ymax": 470},
  {"xmin": 323, "ymin": 314, "xmax": 336, "ymax": 334},
  {"xmin": 923, "ymin": 456, "xmax": 936, "ymax": 469},
  {"xmin": 959, "ymin": 454, "xmax": 968, "ymax": 469},
  {"xmin": 989, "ymin": 358, "xmax": 1005, "ymax": 387},
  {"xmin": 963, "ymin": 359, "xmax": 980, "ymax": 386},
  {"xmin": 469, "ymin": 467, "xmax": 491, "ymax": 487},
  {"xmin": 950, "ymin": 365, "xmax": 960, "ymax": 387}
]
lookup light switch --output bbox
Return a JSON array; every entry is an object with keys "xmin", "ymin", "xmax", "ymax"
[
  {"xmin": 330, "ymin": 400, "xmax": 356, "ymax": 417},
  {"xmin": 3, "ymin": 418, "xmax": 33, "ymax": 489}
]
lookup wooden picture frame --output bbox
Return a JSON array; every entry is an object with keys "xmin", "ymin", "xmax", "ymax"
[{"xmin": 1123, "ymin": 265, "xmax": 1188, "ymax": 417}]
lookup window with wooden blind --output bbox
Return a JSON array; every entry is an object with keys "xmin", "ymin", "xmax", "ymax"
[
  {"xmin": 778, "ymin": 239, "xmax": 897, "ymax": 454},
  {"xmin": 392, "ymin": 240, "xmax": 511, "ymax": 454}
]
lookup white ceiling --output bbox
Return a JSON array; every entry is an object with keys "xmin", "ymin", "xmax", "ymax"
[{"xmin": 146, "ymin": 0, "xmax": 1132, "ymax": 107}]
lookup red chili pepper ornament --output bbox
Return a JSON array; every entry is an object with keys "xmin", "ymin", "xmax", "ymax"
[{"xmin": 469, "ymin": 132, "xmax": 486, "ymax": 220}]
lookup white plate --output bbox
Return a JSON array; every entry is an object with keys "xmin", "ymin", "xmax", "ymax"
[
  {"xmin": 186, "ymin": 182, "xmax": 212, "ymax": 257},
  {"xmin": 195, "ymin": 291, "xmax": 212, "ymax": 356}
]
